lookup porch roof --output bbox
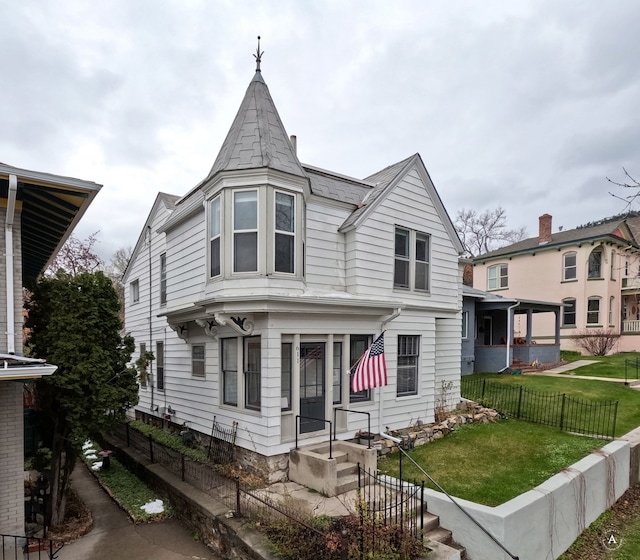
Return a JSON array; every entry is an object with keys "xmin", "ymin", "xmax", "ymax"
[{"xmin": 0, "ymin": 352, "xmax": 57, "ymax": 381}]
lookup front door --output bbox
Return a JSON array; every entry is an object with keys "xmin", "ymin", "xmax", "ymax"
[{"xmin": 299, "ymin": 343, "xmax": 325, "ymax": 434}]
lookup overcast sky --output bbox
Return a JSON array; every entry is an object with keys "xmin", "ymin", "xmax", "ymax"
[{"xmin": 2, "ymin": 1, "xmax": 640, "ymax": 261}]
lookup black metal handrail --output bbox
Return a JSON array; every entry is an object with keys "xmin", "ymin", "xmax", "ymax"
[
  {"xmin": 1, "ymin": 533, "xmax": 63, "ymax": 559},
  {"xmin": 294, "ymin": 415, "xmax": 333, "ymax": 458},
  {"xmin": 379, "ymin": 433, "xmax": 520, "ymax": 560},
  {"xmin": 333, "ymin": 408, "xmax": 371, "ymax": 448}
]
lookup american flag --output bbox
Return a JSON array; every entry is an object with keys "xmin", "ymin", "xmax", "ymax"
[{"xmin": 351, "ymin": 333, "xmax": 387, "ymax": 392}]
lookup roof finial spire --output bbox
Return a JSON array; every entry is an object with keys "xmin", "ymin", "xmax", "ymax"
[{"xmin": 254, "ymin": 36, "xmax": 264, "ymax": 72}]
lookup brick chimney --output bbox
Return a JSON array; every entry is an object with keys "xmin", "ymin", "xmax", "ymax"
[{"xmin": 539, "ymin": 214, "xmax": 552, "ymax": 244}]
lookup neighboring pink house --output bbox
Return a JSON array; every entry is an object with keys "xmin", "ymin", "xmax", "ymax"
[{"xmin": 473, "ymin": 213, "xmax": 640, "ymax": 354}]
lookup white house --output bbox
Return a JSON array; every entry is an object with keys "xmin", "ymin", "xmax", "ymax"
[{"xmin": 124, "ymin": 59, "xmax": 464, "ymax": 477}]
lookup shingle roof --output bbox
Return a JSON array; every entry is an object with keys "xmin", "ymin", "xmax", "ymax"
[
  {"xmin": 302, "ymin": 164, "xmax": 373, "ymax": 205},
  {"xmin": 206, "ymin": 72, "xmax": 306, "ymax": 180},
  {"xmin": 475, "ymin": 218, "xmax": 637, "ymax": 261}
]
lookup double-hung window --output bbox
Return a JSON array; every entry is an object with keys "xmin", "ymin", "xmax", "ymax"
[
  {"xmin": 159, "ymin": 253, "xmax": 167, "ymax": 305},
  {"xmin": 156, "ymin": 341, "xmax": 164, "ymax": 391},
  {"xmin": 461, "ymin": 311, "xmax": 469, "ymax": 339},
  {"xmin": 393, "ymin": 227, "xmax": 430, "ymax": 291},
  {"xmin": 397, "ymin": 335, "xmax": 420, "ymax": 397},
  {"xmin": 131, "ymin": 280, "xmax": 139, "ymax": 303},
  {"xmin": 275, "ymin": 192, "xmax": 295, "ymax": 273},
  {"xmin": 209, "ymin": 196, "xmax": 221, "ymax": 277},
  {"xmin": 563, "ymin": 252, "xmax": 576, "ymax": 281},
  {"xmin": 244, "ymin": 337, "xmax": 261, "ymax": 410},
  {"xmin": 488, "ymin": 264, "xmax": 508, "ymax": 290},
  {"xmin": 281, "ymin": 343, "xmax": 292, "ymax": 411},
  {"xmin": 587, "ymin": 297, "xmax": 601, "ymax": 325},
  {"xmin": 192, "ymin": 345, "xmax": 205, "ymax": 377},
  {"xmin": 562, "ymin": 298, "xmax": 576, "ymax": 327},
  {"xmin": 222, "ymin": 338, "xmax": 238, "ymax": 406},
  {"xmin": 234, "ymin": 190, "xmax": 258, "ymax": 273}
]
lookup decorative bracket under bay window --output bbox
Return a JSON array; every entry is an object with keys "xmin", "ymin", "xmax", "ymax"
[
  {"xmin": 214, "ymin": 313, "xmax": 254, "ymax": 335},
  {"xmin": 168, "ymin": 323, "xmax": 189, "ymax": 341},
  {"xmin": 195, "ymin": 318, "xmax": 218, "ymax": 338}
]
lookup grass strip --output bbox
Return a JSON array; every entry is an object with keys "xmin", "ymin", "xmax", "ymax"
[{"xmin": 377, "ymin": 419, "xmax": 602, "ymax": 506}]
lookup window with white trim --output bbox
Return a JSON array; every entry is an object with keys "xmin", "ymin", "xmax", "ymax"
[
  {"xmin": 131, "ymin": 280, "xmax": 139, "ymax": 303},
  {"xmin": 156, "ymin": 341, "xmax": 164, "ymax": 391},
  {"xmin": 397, "ymin": 335, "xmax": 419, "ymax": 397},
  {"xmin": 209, "ymin": 196, "xmax": 221, "ymax": 277},
  {"xmin": 587, "ymin": 297, "xmax": 601, "ymax": 325},
  {"xmin": 609, "ymin": 296, "xmax": 615, "ymax": 326},
  {"xmin": 275, "ymin": 192, "xmax": 295, "ymax": 273},
  {"xmin": 462, "ymin": 311, "xmax": 469, "ymax": 339},
  {"xmin": 244, "ymin": 337, "xmax": 261, "ymax": 411},
  {"xmin": 393, "ymin": 227, "xmax": 430, "ymax": 291},
  {"xmin": 222, "ymin": 338, "xmax": 238, "ymax": 406},
  {"xmin": 281, "ymin": 343, "xmax": 292, "ymax": 411},
  {"xmin": 562, "ymin": 298, "xmax": 576, "ymax": 327},
  {"xmin": 233, "ymin": 190, "xmax": 258, "ymax": 273},
  {"xmin": 487, "ymin": 264, "xmax": 508, "ymax": 290},
  {"xmin": 349, "ymin": 335, "xmax": 372, "ymax": 403},
  {"xmin": 159, "ymin": 253, "xmax": 167, "ymax": 305},
  {"xmin": 192, "ymin": 344, "xmax": 205, "ymax": 377},
  {"xmin": 333, "ymin": 342, "xmax": 342, "ymax": 405},
  {"xmin": 588, "ymin": 248, "xmax": 602, "ymax": 279},
  {"xmin": 563, "ymin": 252, "xmax": 576, "ymax": 281}
]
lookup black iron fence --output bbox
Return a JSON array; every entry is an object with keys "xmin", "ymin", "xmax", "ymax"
[
  {"xmin": 461, "ymin": 377, "xmax": 618, "ymax": 439},
  {"xmin": 0, "ymin": 534, "xmax": 63, "ymax": 559},
  {"xmin": 357, "ymin": 465, "xmax": 425, "ymax": 541}
]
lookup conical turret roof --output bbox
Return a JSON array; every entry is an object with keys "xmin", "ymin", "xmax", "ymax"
[{"xmin": 206, "ymin": 71, "xmax": 306, "ymax": 181}]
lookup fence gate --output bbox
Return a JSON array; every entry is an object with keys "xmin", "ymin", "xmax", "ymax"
[{"xmin": 208, "ymin": 417, "xmax": 238, "ymax": 464}]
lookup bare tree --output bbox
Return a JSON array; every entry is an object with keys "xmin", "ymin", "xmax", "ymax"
[
  {"xmin": 573, "ymin": 328, "xmax": 620, "ymax": 356},
  {"xmin": 607, "ymin": 168, "xmax": 640, "ymax": 209},
  {"xmin": 455, "ymin": 207, "xmax": 527, "ymax": 257},
  {"xmin": 46, "ymin": 232, "xmax": 103, "ymax": 276},
  {"xmin": 104, "ymin": 246, "xmax": 133, "ymax": 317}
]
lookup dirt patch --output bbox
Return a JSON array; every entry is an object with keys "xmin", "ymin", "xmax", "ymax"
[
  {"xmin": 561, "ymin": 484, "xmax": 640, "ymax": 559},
  {"xmin": 47, "ymin": 487, "xmax": 93, "ymax": 544}
]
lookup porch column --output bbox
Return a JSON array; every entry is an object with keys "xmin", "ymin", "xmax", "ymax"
[
  {"xmin": 555, "ymin": 310, "xmax": 561, "ymax": 344},
  {"xmin": 525, "ymin": 310, "xmax": 533, "ymax": 344}
]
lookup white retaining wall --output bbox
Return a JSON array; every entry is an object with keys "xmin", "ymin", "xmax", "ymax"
[{"xmin": 425, "ymin": 439, "xmax": 630, "ymax": 560}]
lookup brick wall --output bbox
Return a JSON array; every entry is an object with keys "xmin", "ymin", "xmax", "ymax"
[{"xmin": 0, "ymin": 382, "xmax": 25, "ymax": 535}]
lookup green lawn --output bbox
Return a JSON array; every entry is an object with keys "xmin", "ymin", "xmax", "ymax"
[
  {"xmin": 559, "ymin": 352, "xmax": 640, "ymax": 381},
  {"xmin": 465, "ymin": 373, "xmax": 640, "ymax": 435},
  {"xmin": 377, "ymin": 419, "xmax": 602, "ymax": 506}
]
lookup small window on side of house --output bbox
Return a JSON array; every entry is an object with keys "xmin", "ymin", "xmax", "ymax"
[
  {"xmin": 192, "ymin": 344, "xmax": 205, "ymax": 377},
  {"xmin": 131, "ymin": 279, "xmax": 139, "ymax": 303}
]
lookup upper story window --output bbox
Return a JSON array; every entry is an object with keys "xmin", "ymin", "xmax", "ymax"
[
  {"xmin": 207, "ymin": 187, "xmax": 302, "ymax": 280},
  {"xmin": 610, "ymin": 252, "xmax": 616, "ymax": 280},
  {"xmin": 562, "ymin": 298, "xmax": 576, "ymax": 327},
  {"xmin": 563, "ymin": 252, "xmax": 577, "ymax": 281},
  {"xmin": 487, "ymin": 264, "xmax": 508, "ymax": 290},
  {"xmin": 587, "ymin": 297, "xmax": 601, "ymax": 325},
  {"xmin": 234, "ymin": 190, "xmax": 258, "ymax": 273},
  {"xmin": 209, "ymin": 196, "xmax": 221, "ymax": 277},
  {"xmin": 588, "ymin": 248, "xmax": 602, "ymax": 279},
  {"xmin": 393, "ymin": 227, "xmax": 430, "ymax": 291},
  {"xmin": 275, "ymin": 192, "xmax": 295, "ymax": 274},
  {"xmin": 159, "ymin": 253, "xmax": 167, "ymax": 305},
  {"xmin": 131, "ymin": 279, "xmax": 140, "ymax": 303}
]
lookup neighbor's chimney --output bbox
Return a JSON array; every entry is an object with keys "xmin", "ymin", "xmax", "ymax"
[
  {"xmin": 290, "ymin": 135, "xmax": 297, "ymax": 155},
  {"xmin": 539, "ymin": 214, "xmax": 552, "ymax": 244}
]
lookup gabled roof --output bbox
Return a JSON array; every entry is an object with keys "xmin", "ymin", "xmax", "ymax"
[
  {"xmin": 0, "ymin": 163, "xmax": 101, "ymax": 286},
  {"xmin": 123, "ymin": 192, "xmax": 179, "ymax": 282},
  {"xmin": 205, "ymin": 71, "xmax": 306, "ymax": 181},
  {"xmin": 474, "ymin": 218, "xmax": 638, "ymax": 262}
]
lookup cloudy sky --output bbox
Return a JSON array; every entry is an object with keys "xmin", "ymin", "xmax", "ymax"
[{"xmin": 2, "ymin": 0, "xmax": 640, "ymax": 261}]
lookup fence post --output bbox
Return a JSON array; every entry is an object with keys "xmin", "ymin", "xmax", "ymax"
[
  {"xmin": 482, "ymin": 378, "xmax": 486, "ymax": 400},
  {"xmin": 235, "ymin": 477, "xmax": 241, "ymax": 517},
  {"xmin": 517, "ymin": 386, "xmax": 523, "ymax": 419},
  {"xmin": 149, "ymin": 434, "xmax": 154, "ymax": 463},
  {"xmin": 560, "ymin": 394, "xmax": 566, "ymax": 432},
  {"xmin": 181, "ymin": 454, "xmax": 185, "ymax": 482},
  {"xmin": 612, "ymin": 401, "xmax": 619, "ymax": 439}
]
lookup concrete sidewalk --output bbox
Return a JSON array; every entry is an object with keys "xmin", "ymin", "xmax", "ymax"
[
  {"xmin": 56, "ymin": 463, "xmax": 218, "ymax": 560},
  {"xmin": 530, "ymin": 359, "xmax": 640, "ymax": 387}
]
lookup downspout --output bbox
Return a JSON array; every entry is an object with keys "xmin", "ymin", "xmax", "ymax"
[
  {"xmin": 500, "ymin": 302, "xmax": 519, "ymax": 372},
  {"xmin": 5, "ymin": 175, "xmax": 17, "ymax": 354},
  {"xmin": 378, "ymin": 308, "xmax": 401, "ymax": 432},
  {"xmin": 148, "ymin": 226, "xmax": 154, "ymax": 412}
]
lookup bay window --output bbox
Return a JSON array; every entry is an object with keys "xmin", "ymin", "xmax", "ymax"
[
  {"xmin": 209, "ymin": 196, "xmax": 221, "ymax": 277},
  {"xmin": 275, "ymin": 192, "xmax": 295, "ymax": 273},
  {"xmin": 234, "ymin": 190, "xmax": 258, "ymax": 272}
]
